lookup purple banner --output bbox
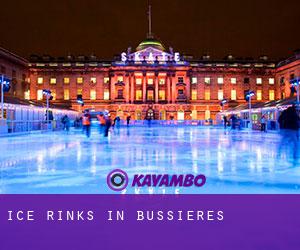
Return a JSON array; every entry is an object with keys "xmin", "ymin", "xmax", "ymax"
[{"xmin": 0, "ymin": 195, "xmax": 299, "ymax": 250}]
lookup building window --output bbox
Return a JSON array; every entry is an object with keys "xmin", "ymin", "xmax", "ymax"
[
  {"xmin": 51, "ymin": 90, "xmax": 56, "ymax": 100},
  {"xmin": 205, "ymin": 110, "xmax": 210, "ymax": 120},
  {"xmin": 64, "ymin": 77, "xmax": 70, "ymax": 84},
  {"xmin": 104, "ymin": 77, "xmax": 110, "ymax": 84},
  {"xmin": 147, "ymin": 90, "xmax": 154, "ymax": 100},
  {"xmin": 204, "ymin": 77, "xmax": 211, "ymax": 84},
  {"xmin": 64, "ymin": 89, "xmax": 70, "ymax": 100},
  {"xmin": 218, "ymin": 89, "xmax": 223, "ymax": 100},
  {"xmin": 77, "ymin": 89, "xmax": 83, "ymax": 95},
  {"xmin": 231, "ymin": 90, "xmax": 237, "ymax": 100},
  {"xmin": 269, "ymin": 78, "xmax": 275, "ymax": 84},
  {"xmin": 104, "ymin": 89, "xmax": 110, "ymax": 100},
  {"xmin": 90, "ymin": 89, "xmax": 96, "ymax": 100},
  {"xmin": 136, "ymin": 90, "xmax": 142, "ymax": 100},
  {"xmin": 147, "ymin": 78, "xmax": 153, "ymax": 85},
  {"xmin": 37, "ymin": 77, "xmax": 43, "ymax": 84},
  {"xmin": 178, "ymin": 77, "xmax": 184, "ymax": 83},
  {"xmin": 159, "ymin": 90, "xmax": 165, "ymax": 100},
  {"xmin": 159, "ymin": 78, "xmax": 165, "ymax": 85},
  {"xmin": 269, "ymin": 90, "xmax": 275, "ymax": 101},
  {"xmin": 231, "ymin": 78, "xmax": 237, "ymax": 84},
  {"xmin": 256, "ymin": 78, "xmax": 262, "ymax": 84},
  {"xmin": 117, "ymin": 76, "xmax": 123, "ymax": 82},
  {"xmin": 37, "ymin": 90, "xmax": 43, "ymax": 100},
  {"xmin": 244, "ymin": 78, "xmax": 250, "ymax": 84},
  {"xmin": 217, "ymin": 77, "xmax": 224, "ymax": 84},
  {"xmin": 90, "ymin": 77, "xmax": 97, "ymax": 84},
  {"xmin": 24, "ymin": 90, "xmax": 30, "ymax": 100},
  {"xmin": 257, "ymin": 90, "xmax": 262, "ymax": 101},
  {"xmin": 191, "ymin": 77, "xmax": 197, "ymax": 84},
  {"xmin": 50, "ymin": 78, "xmax": 56, "ymax": 84},
  {"xmin": 117, "ymin": 89, "xmax": 123, "ymax": 99},
  {"xmin": 77, "ymin": 77, "xmax": 83, "ymax": 84},
  {"xmin": 192, "ymin": 90, "xmax": 197, "ymax": 100},
  {"xmin": 136, "ymin": 78, "xmax": 142, "ymax": 85},
  {"xmin": 205, "ymin": 90, "xmax": 210, "ymax": 100}
]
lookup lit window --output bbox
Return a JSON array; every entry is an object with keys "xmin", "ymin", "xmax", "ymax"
[
  {"xmin": 50, "ymin": 78, "xmax": 56, "ymax": 84},
  {"xmin": 269, "ymin": 90, "xmax": 275, "ymax": 101},
  {"xmin": 77, "ymin": 89, "xmax": 83, "ymax": 95},
  {"xmin": 37, "ymin": 77, "xmax": 43, "ymax": 84},
  {"xmin": 90, "ymin": 89, "xmax": 96, "ymax": 100},
  {"xmin": 256, "ymin": 78, "xmax": 262, "ymax": 84},
  {"xmin": 104, "ymin": 89, "xmax": 110, "ymax": 100},
  {"xmin": 77, "ymin": 77, "xmax": 83, "ymax": 84},
  {"xmin": 159, "ymin": 78, "xmax": 165, "ymax": 85},
  {"xmin": 64, "ymin": 89, "xmax": 70, "ymax": 100},
  {"xmin": 136, "ymin": 90, "xmax": 142, "ymax": 100},
  {"xmin": 269, "ymin": 78, "xmax": 275, "ymax": 84},
  {"xmin": 192, "ymin": 77, "xmax": 197, "ymax": 84},
  {"xmin": 24, "ymin": 90, "xmax": 30, "ymax": 100},
  {"xmin": 217, "ymin": 77, "xmax": 224, "ymax": 84},
  {"xmin": 231, "ymin": 78, "xmax": 237, "ymax": 84},
  {"xmin": 147, "ymin": 90, "xmax": 154, "ymax": 100},
  {"xmin": 104, "ymin": 77, "xmax": 110, "ymax": 83},
  {"xmin": 51, "ymin": 90, "xmax": 56, "ymax": 100},
  {"xmin": 231, "ymin": 90, "xmax": 237, "ymax": 100},
  {"xmin": 205, "ymin": 110, "xmax": 210, "ymax": 120},
  {"xmin": 192, "ymin": 90, "xmax": 197, "ymax": 100},
  {"xmin": 257, "ymin": 90, "xmax": 262, "ymax": 101},
  {"xmin": 37, "ymin": 90, "xmax": 43, "ymax": 100},
  {"xmin": 90, "ymin": 77, "xmax": 97, "ymax": 84},
  {"xmin": 147, "ymin": 78, "xmax": 153, "ymax": 85},
  {"xmin": 204, "ymin": 77, "xmax": 210, "ymax": 84},
  {"xmin": 159, "ymin": 90, "xmax": 165, "ymax": 100},
  {"xmin": 218, "ymin": 89, "xmax": 224, "ymax": 100},
  {"xmin": 117, "ymin": 76, "xmax": 123, "ymax": 82},
  {"xmin": 136, "ymin": 78, "xmax": 142, "ymax": 85},
  {"xmin": 205, "ymin": 90, "xmax": 210, "ymax": 100},
  {"xmin": 64, "ymin": 77, "xmax": 70, "ymax": 84}
]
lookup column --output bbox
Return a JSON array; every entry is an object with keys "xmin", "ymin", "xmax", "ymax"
[
  {"xmin": 186, "ymin": 75, "xmax": 191, "ymax": 102},
  {"xmin": 167, "ymin": 75, "xmax": 171, "ymax": 104},
  {"xmin": 172, "ymin": 76, "xmax": 176, "ymax": 103},
  {"xmin": 110, "ymin": 75, "xmax": 115, "ymax": 102},
  {"xmin": 125, "ymin": 74, "xmax": 129, "ymax": 103},
  {"xmin": 155, "ymin": 74, "xmax": 159, "ymax": 103},
  {"xmin": 143, "ymin": 73, "xmax": 147, "ymax": 102},
  {"xmin": 130, "ymin": 74, "xmax": 134, "ymax": 103}
]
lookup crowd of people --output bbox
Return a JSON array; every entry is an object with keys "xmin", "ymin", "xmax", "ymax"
[{"xmin": 223, "ymin": 105, "xmax": 300, "ymax": 134}]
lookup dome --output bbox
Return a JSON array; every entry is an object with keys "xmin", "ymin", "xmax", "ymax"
[{"xmin": 136, "ymin": 37, "xmax": 166, "ymax": 51}]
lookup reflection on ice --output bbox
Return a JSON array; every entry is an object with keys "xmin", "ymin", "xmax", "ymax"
[{"xmin": 0, "ymin": 126, "xmax": 299, "ymax": 194}]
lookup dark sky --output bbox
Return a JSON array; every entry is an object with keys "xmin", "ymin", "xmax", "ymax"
[{"xmin": 1, "ymin": 0, "xmax": 300, "ymax": 60}]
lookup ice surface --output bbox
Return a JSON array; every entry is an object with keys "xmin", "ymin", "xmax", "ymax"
[{"xmin": 0, "ymin": 126, "xmax": 299, "ymax": 194}]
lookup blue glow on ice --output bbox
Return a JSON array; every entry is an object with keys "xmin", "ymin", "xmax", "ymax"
[{"xmin": 0, "ymin": 126, "xmax": 299, "ymax": 194}]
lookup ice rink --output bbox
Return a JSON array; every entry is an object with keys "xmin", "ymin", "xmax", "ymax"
[{"xmin": 0, "ymin": 125, "xmax": 299, "ymax": 194}]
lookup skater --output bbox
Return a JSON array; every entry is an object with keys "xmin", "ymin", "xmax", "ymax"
[
  {"xmin": 126, "ymin": 115, "xmax": 131, "ymax": 127},
  {"xmin": 104, "ymin": 114, "xmax": 112, "ymax": 137},
  {"xmin": 97, "ymin": 113, "xmax": 106, "ymax": 134},
  {"xmin": 82, "ymin": 110, "xmax": 91, "ymax": 138},
  {"xmin": 61, "ymin": 115, "xmax": 70, "ymax": 132},
  {"xmin": 260, "ymin": 115, "xmax": 266, "ymax": 132},
  {"xmin": 223, "ymin": 116, "xmax": 228, "ymax": 129}
]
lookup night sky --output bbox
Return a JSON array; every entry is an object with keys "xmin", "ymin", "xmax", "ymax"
[{"xmin": 1, "ymin": 0, "xmax": 300, "ymax": 61}]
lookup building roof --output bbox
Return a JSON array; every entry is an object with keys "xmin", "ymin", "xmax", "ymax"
[{"xmin": 136, "ymin": 37, "xmax": 166, "ymax": 51}]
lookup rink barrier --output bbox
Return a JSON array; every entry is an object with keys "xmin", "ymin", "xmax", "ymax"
[{"xmin": 122, "ymin": 120, "xmax": 216, "ymax": 126}]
